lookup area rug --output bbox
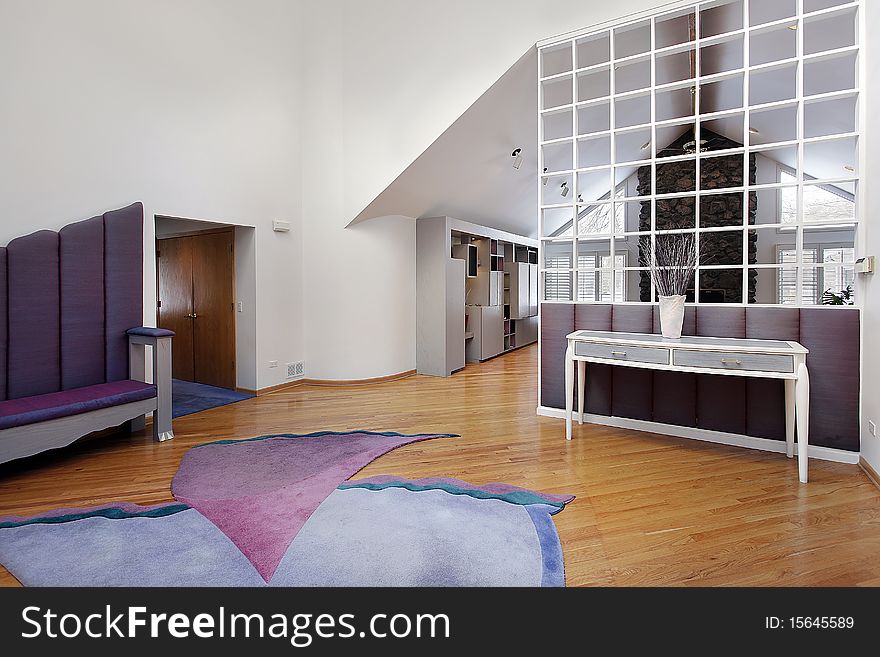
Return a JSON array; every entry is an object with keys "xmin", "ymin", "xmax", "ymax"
[
  {"xmin": 0, "ymin": 431, "xmax": 574, "ymax": 587},
  {"xmin": 171, "ymin": 379, "xmax": 253, "ymax": 418}
]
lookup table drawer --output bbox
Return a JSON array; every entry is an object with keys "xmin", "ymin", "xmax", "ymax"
[
  {"xmin": 574, "ymin": 341, "xmax": 669, "ymax": 365},
  {"xmin": 672, "ymin": 349, "xmax": 794, "ymax": 373}
]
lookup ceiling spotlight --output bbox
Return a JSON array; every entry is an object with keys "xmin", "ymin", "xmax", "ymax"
[
  {"xmin": 577, "ymin": 194, "xmax": 584, "ymax": 203},
  {"xmin": 511, "ymin": 148, "xmax": 523, "ymax": 170},
  {"xmin": 748, "ymin": 127, "xmax": 759, "ymax": 135},
  {"xmin": 787, "ymin": 24, "xmax": 798, "ymax": 30},
  {"xmin": 560, "ymin": 182, "xmax": 570, "ymax": 198},
  {"xmin": 542, "ymin": 167, "xmax": 549, "ymax": 185},
  {"xmin": 844, "ymin": 165, "xmax": 855, "ymax": 172},
  {"xmin": 640, "ymin": 140, "xmax": 651, "ymax": 151}
]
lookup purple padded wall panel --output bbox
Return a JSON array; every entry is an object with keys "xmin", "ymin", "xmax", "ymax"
[
  {"xmin": 745, "ymin": 307, "xmax": 800, "ymax": 441},
  {"xmin": 653, "ymin": 371, "xmax": 697, "ymax": 427},
  {"xmin": 539, "ymin": 303, "xmax": 573, "ymax": 410},
  {"xmin": 799, "ymin": 308, "xmax": 860, "ymax": 451},
  {"xmin": 104, "ymin": 203, "xmax": 143, "ymax": 382},
  {"xmin": 652, "ymin": 305, "xmax": 698, "ymax": 426},
  {"xmin": 60, "ymin": 217, "xmax": 105, "ymax": 389},
  {"xmin": 6, "ymin": 231, "xmax": 61, "ymax": 399},
  {"xmin": 0, "ymin": 248, "xmax": 6, "ymax": 400},
  {"xmin": 695, "ymin": 307, "xmax": 746, "ymax": 434},
  {"xmin": 575, "ymin": 304, "xmax": 612, "ymax": 416},
  {"xmin": 611, "ymin": 305, "xmax": 653, "ymax": 420}
]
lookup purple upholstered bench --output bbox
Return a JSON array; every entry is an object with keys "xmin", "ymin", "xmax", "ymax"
[{"xmin": 0, "ymin": 203, "xmax": 175, "ymax": 465}]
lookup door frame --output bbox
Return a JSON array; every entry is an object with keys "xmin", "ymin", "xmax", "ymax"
[{"xmin": 156, "ymin": 226, "xmax": 236, "ymax": 388}]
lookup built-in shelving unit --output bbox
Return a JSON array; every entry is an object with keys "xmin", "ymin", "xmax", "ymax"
[{"xmin": 417, "ymin": 216, "xmax": 538, "ymax": 376}]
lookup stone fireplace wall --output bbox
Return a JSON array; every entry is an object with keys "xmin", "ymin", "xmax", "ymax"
[{"xmin": 638, "ymin": 129, "xmax": 757, "ymax": 302}]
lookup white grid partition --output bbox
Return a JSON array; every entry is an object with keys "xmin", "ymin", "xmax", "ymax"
[{"xmin": 537, "ymin": 0, "xmax": 862, "ymax": 307}]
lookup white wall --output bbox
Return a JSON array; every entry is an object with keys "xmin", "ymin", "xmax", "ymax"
[
  {"xmin": 859, "ymin": 1, "xmax": 880, "ymax": 473},
  {"xmin": 298, "ymin": 0, "xmax": 681, "ymax": 379},
  {"xmin": 0, "ymin": 0, "xmax": 303, "ymax": 390}
]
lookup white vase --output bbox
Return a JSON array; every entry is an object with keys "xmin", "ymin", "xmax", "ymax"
[{"xmin": 658, "ymin": 295, "xmax": 686, "ymax": 339}]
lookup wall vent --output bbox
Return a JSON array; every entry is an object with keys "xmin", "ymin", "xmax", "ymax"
[{"xmin": 287, "ymin": 361, "xmax": 305, "ymax": 378}]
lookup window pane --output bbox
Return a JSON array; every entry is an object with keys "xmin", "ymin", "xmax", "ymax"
[
  {"xmin": 542, "ymin": 207, "xmax": 575, "ymax": 238},
  {"xmin": 542, "ymin": 76, "xmax": 573, "ymax": 109},
  {"xmin": 576, "ymin": 32, "xmax": 611, "ymax": 69},
  {"xmin": 802, "ymin": 183, "xmax": 856, "ymax": 224},
  {"xmin": 615, "ymin": 57, "xmax": 651, "ymax": 93},
  {"xmin": 577, "ymin": 101, "xmax": 611, "ymax": 135},
  {"xmin": 656, "ymin": 9, "xmax": 696, "ymax": 49},
  {"xmin": 804, "ymin": 8, "xmax": 857, "ymax": 57},
  {"xmin": 578, "ymin": 67, "xmax": 611, "ymax": 102},
  {"xmin": 749, "ymin": 0, "xmax": 795, "ymax": 26},
  {"xmin": 578, "ymin": 134, "xmax": 611, "ymax": 168},
  {"xmin": 701, "ymin": 230, "xmax": 744, "ymax": 266},
  {"xmin": 542, "ymin": 142, "xmax": 573, "ymax": 173},
  {"xmin": 544, "ymin": 271, "xmax": 573, "ymax": 301},
  {"xmin": 698, "ymin": 268, "xmax": 744, "ymax": 303},
  {"xmin": 656, "ymin": 160, "xmax": 696, "ymax": 194},
  {"xmin": 749, "ymin": 24, "xmax": 797, "ymax": 67},
  {"xmin": 543, "ymin": 108, "xmax": 574, "ymax": 141},
  {"xmin": 750, "ymin": 267, "xmax": 794, "ymax": 304},
  {"xmin": 544, "ymin": 241, "xmax": 573, "ymax": 269},
  {"xmin": 615, "ymin": 21, "xmax": 651, "ymax": 59},
  {"xmin": 700, "ymin": 1, "xmax": 743, "ymax": 39},
  {"xmin": 542, "ymin": 42, "xmax": 573, "ymax": 78},
  {"xmin": 656, "ymin": 195, "xmax": 696, "ymax": 229}
]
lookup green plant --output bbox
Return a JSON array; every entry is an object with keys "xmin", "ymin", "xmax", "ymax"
[{"xmin": 821, "ymin": 284, "xmax": 854, "ymax": 305}]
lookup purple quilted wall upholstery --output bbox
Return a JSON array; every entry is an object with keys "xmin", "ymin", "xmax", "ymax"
[
  {"xmin": 60, "ymin": 216, "xmax": 105, "ymax": 390},
  {"xmin": 1, "ymin": 203, "xmax": 144, "ymax": 400},
  {"xmin": 104, "ymin": 204, "xmax": 144, "ymax": 382},
  {"xmin": 540, "ymin": 303, "xmax": 861, "ymax": 452},
  {"xmin": 7, "ymin": 231, "xmax": 61, "ymax": 399}
]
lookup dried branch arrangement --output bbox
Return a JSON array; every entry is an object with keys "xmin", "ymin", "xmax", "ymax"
[{"xmin": 639, "ymin": 234, "xmax": 699, "ymax": 297}]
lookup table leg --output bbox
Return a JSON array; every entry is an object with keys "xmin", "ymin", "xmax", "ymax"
[
  {"xmin": 784, "ymin": 379, "xmax": 795, "ymax": 459},
  {"xmin": 577, "ymin": 360, "xmax": 585, "ymax": 425},
  {"xmin": 565, "ymin": 342, "xmax": 574, "ymax": 441},
  {"xmin": 795, "ymin": 362, "xmax": 810, "ymax": 483}
]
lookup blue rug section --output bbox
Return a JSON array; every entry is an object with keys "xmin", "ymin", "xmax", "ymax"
[{"xmin": 172, "ymin": 379, "xmax": 252, "ymax": 418}]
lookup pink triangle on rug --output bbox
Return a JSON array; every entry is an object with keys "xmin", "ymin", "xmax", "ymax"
[{"xmin": 171, "ymin": 431, "xmax": 453, "ymax": 582}]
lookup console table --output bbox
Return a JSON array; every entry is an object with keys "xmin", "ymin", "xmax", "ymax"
[{"xmin": 564, "ymin": 330, "xmax": 811, "ymax": 483}]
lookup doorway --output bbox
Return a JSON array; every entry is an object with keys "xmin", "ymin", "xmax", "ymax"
[{"xmin": 157, "ymin": 228, "xmax": 236, "ymax": 389}]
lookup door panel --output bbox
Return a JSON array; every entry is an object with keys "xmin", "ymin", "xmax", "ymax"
[
  {"xmin": 157, "ymin": 237, "xmax": 194, "ymax": 381},
  {"xmin": 192, "ymin": 231, "xmax": 235, "ymax": 389}
]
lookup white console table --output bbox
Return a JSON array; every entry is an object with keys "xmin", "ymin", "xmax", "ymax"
[{"xmin": 564, "ymin": 330, "xmax": 811, "ymax": 483}]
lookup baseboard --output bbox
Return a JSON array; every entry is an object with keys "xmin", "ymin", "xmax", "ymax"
[
  {"xmin": 303, "ymin": 370, "xmax": 417, "ymax": 387},
  {"xmin": 537, "ymin": 405, "xmax": 860, "ymax": 465},
  {"xmin": 860, "ymin": 457, "xmax": 880, "ymax": 489},
  {"xmin": 236, "ymin": 380, "xmax": 304, "ymax": 397},
  {"xmin": 237, "ymin": 370, "xmax": 417, "ymax": 396}
]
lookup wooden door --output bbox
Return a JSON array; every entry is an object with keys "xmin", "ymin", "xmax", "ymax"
[
  {"xmin": 191, "ymin": 231, "xmax": 235, "ymax": 389},
  {"xmin": 157, "ymin": 237, "xmax": 195, "ymax": 381}
]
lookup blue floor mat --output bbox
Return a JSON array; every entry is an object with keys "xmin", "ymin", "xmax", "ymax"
[{"xmin": 172, "ymin": 379, "xmax": 253, "ymax": 418}]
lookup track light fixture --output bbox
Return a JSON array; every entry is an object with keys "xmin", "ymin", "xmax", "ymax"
[
  {"xmin": 542, "ymin": 167, "xmax": 549, "ymax": 185},
  {"xmin": 511, "ymin": 148, "xmax": 523, "ymax": 170},
  {"xmin": 560, "ymin": 182, "xmax": 570, "ymax": 198}
]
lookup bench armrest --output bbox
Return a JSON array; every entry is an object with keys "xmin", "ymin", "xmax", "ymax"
[
  {"xmin": 127, "ymin": 326, "xmax": 175, "ymax": 338},
  {"xmin": 128, "ymin": 327, "xmax": 174, "ymax": 442}
]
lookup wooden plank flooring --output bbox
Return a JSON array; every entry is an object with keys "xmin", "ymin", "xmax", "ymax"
[{"xmin": 2, "ymin": 344, "xmax": 879, "ymax": 586}]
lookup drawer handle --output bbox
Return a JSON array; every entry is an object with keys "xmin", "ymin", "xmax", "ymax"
[
  {"xmin": 721, "ymin": 358, "xmax": 742, "ymax": 365},
  {"xmin": 611, "ymin": 350, "xmax": 627, "ymax": 358}
]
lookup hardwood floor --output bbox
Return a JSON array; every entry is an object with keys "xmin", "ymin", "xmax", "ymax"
[{"xmin": 2, "ymin": 344, "xmax": 879, "ymax": 587}]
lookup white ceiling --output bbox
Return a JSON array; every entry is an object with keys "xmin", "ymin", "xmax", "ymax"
[
  {"xmin": 350, "ymin": 49, "xmax": 540, "ymax": 237},
  {"xmin": 351, "ymin": 6, "xmax": 855, "ymax": 238}
]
